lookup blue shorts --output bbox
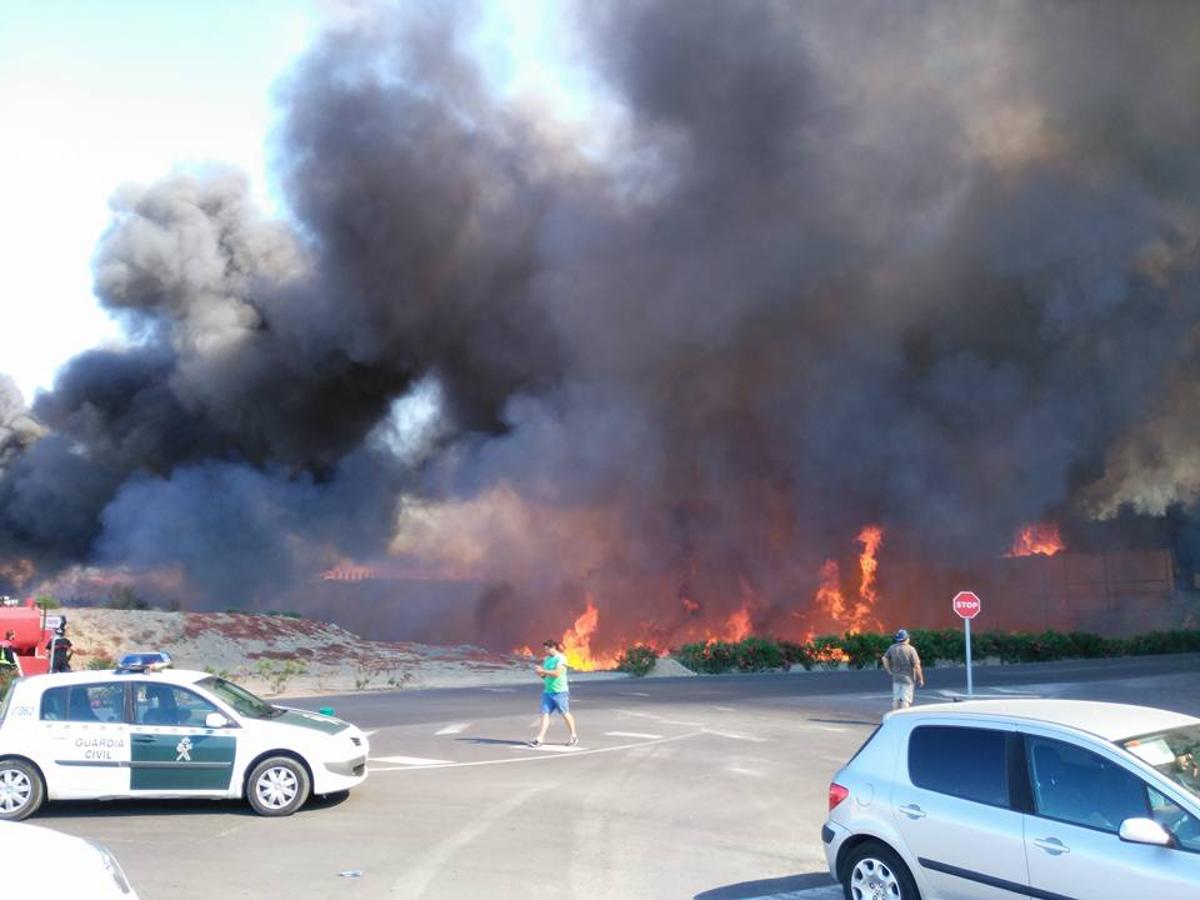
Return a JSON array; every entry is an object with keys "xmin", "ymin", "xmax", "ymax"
[{"xmin": 540, "ymin": 691, "xmax": 570, "ymax": 715}]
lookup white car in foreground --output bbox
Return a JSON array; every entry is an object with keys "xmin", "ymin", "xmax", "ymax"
[
  {"xmin": 1, "ymin": 820, "xmax": 138, "ymax": 896},
  {"xmin": 824, "ymin": 699, "xmax": 1200, "ymax": 899},
  {"xmin": 0, "ymin": 653, "xmax": 368, "ymax": 820}
]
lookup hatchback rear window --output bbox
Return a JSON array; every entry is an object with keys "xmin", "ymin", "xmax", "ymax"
[{"xmin": 909, "ymin": 725, "xmax": 1009, "ymax": 807}]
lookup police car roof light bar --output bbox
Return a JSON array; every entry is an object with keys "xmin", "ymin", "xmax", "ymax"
[{"xmin": 115, "ymin": 651, "xmax": 173, "ymax": 674}]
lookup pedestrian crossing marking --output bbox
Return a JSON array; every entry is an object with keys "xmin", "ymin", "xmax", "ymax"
[{"xmin": 370, "ymin": 755, "xmax": 453, "ymax": 767}]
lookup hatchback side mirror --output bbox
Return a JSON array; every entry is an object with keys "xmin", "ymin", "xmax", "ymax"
[
  {"xmin": 1119, "ymin": 817, "xmax": 1173, "ymax": 847},
  {"xmin": 205, "ymin": 712, "xmax": 232, "ymax": 729}
]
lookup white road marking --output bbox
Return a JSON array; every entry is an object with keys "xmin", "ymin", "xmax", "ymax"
[
  {"xmin": 618, "ymin": 709, "xmax": 706, "ymax": 727},
  {"xmin": 620, "ymin": 691, "xmax": 651, "ymax": 697},
  {"xmin": 514, "ymin": 744, "xmax": 583, "ymax": 753},
  {"xmin": 604, "ymin": 731, "xmax": 664, "ymax": 740},
  {"xmin": 713, "ymin": 705, "xmax": 737, "ymax": 712},
  {"xmin": 368, "ymin": 731, "xmax": 703, "ymax": 771},
  {"xmin": 370, "ymin": 755, "xmax": 454, "ymax": 767},
  {"xmin": 705, "ymin": 729, "xmax": 769, "ymax": 743},
  {"xmin": 482, "ymin": 687, "xmax": 516, "ymax": 693},
  {"xmin": 435, "ymin": 722, "xmax": 470, "ymax": 735},
  {"xmin": 362, "ymin": 730, "xmax": 378, "ymax": 737},
  {"xmin": 811, "ymin": 724, "xmax": 847, "ymax": 733}
]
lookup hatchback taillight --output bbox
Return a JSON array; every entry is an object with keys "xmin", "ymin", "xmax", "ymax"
[{"xmin": 828, "ymin": 782, "xmax": 849, "ymax": 811}]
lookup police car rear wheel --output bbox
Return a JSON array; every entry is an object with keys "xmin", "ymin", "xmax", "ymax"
[
  {"xmin": 0, "ymin": 759, "xmax": 44, "ymax": 821},
  {"xmin": 247, "ymin": 756, "xmax": 310, "ymax": 817}
]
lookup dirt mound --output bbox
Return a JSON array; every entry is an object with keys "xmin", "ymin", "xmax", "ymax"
[{"xmin": 63, "ymin": 608, "xmax": 534, "ymax": 697}]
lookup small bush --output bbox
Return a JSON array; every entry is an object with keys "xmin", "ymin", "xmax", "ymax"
[
  {"xmin": 809, "ymin": 635, "xmax": 845, "ymax": 670},
  {"xmin": 34, "ymin": 594, "xmax": 61, "ymax": 610},
  {"xmin": 840, "ymin": 632, "xmax": 890, "ymax": 669},
  {"xmin": 254, "ymin": 658, "xmax": 308, "ymax": 695},
  {"xmin": 87, "ymin": 655, "xmax": 115, "ymax": 670},
  {"xmin": 778, "ymin": 640, "xmax": 814, "ymax": 670},
  {"xmin": 675, "ymin": 641, "xmax": 738, "ymax": 674},
  {"xmin": 617, "ymin": 645, "xmax": 659, "ymax": 677},
  {"xmin": 734, "ymin": 636, "xmax": 786, "ymax": 672}
]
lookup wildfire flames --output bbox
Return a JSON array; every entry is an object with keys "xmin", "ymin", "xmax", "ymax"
[
  {"xmin": 1008, "ymin": 522, "xmax": 1065, "ymax": 558},
  {"xmin": 539, "ymin": 524, "xmax": 889, "ymax": 671}
]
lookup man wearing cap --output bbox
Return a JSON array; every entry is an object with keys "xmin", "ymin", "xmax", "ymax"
[{"xmin": 881, "ymin": 629, "xmax": 924, "ymax": 710}]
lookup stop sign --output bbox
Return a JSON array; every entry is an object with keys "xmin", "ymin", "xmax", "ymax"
[{"xmin": 952, "ymin": 591, "xmax": 981, "ymax": 619}]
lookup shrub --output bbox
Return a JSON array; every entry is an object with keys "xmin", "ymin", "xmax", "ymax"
[
  {"xmin": 675, "ymin": 641, "xmax": 739, "ymax": 674},
  {"xmin": 87, "ymin": 655, "xmax": 115, "ymax": 670},
  {"xmin": 734, "ymin": 636, "xmax": 786, "ymax": 672},
  {"xmin": 254, "ymin": 658, "xmax": 309, "ymax": 695},
  {"xmin": 809, "ymin": 634, "xmax": 845, "ymax": 670},
  {"xmin": 778, "ymin": 640, "xmax": 815, "ymax": 670},
  {"xmin": 840, "ymin": 632, "xmax": 890, "ymax": 669},
  {"xmin": 617, "ymin": 645, "xmax": 659, "ymax": 677},
  {"xmin": 33, "ymin": 594, "xmax": 60, "ymax": 610}
]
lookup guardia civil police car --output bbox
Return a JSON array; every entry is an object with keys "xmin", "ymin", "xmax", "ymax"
[{"xmin": 0, "ymin": 652, "xmax": 369, "ymax": 820}]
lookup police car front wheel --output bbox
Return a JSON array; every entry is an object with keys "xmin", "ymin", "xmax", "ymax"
[
  {"xmin": 247, "ymin": 756, "xmax": 310, "ymax": 817},
  {"xmin": 0, "ymin": 758, "xmax": 45, "ymax": 822}
]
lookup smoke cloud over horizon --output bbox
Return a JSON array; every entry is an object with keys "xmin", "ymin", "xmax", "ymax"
[{"xmin": 4, "ymin": 1, "xmax": 1200, "ymax": 648}]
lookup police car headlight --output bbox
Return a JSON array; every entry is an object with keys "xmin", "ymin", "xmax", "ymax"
[{"xmin": 86, "ymin": 840, "xmax": 134, "ymax": 895}]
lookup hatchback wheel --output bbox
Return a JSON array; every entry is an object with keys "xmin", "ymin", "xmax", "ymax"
[
  {"xmin": 844, "ymin": 840, "xmax": 920, "ymax": 900},
  {"xmin": 0, "ymin": 759, "xmax": 45, "ymax": 822},
  {"xmin": 246, "ymin": 756, "xmax": 310, "ymax": 817}
]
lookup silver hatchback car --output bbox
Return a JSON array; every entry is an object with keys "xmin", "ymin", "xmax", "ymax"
[{"xmin": 823, "ymin": 699, "xmax": 1200, "ymax": 899}]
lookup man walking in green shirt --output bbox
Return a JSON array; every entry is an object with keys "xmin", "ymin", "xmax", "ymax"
[{"xmin": 530, "ymin": 639, "xmax": 578, "ymax": 747}]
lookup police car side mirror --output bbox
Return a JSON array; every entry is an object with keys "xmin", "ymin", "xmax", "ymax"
[{"xmin": 205, "ymin": 713, "xmax": 231, "ymax": 729}]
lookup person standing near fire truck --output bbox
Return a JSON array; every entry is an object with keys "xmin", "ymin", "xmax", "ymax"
[
  {"xmin": 47, "ymin": 626, "xmax": 73, "ymax": 673},
  {"xmin": 881, "ymin": 628, "xmax": 924, "ymax": 710},
  {"xmin": 530, "ymin": 639, "xmax": 578, "ymax": 747},
  {"xmin": 0, "ymin": 630, "xmax": 15, "ymax": 669}
]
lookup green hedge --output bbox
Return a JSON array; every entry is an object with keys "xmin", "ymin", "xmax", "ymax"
[
  {"xmin": 665, "ymin": 628, "xmax": 1200, "ymax": 675},
  {"xmin": 616, "ymin": 645, "xmax": 659, "ymax": 677}
]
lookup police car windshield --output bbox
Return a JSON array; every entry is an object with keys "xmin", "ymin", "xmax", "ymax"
[{"xmin": 198, "ymin": 676, "xmax": 282, "ymax": 719}]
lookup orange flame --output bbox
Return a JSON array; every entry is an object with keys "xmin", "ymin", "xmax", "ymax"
[
  {"xmin": 723, "ymin": 605, "xmax": 753, "ymax": 643},
  {"xmin": 561, "ymin": 598, "xmax": 620, "ymax": 671},
  {"xmin": 810, "ymin": 525, "xmax": 884, "ymax": 646},
  {"xmin": 1008, "ymin": 522, "xmax": 1065, "ymax": 557},
  {"xmin": 814, "ymin": 558, "xmax": 844, "ymax": 619}
]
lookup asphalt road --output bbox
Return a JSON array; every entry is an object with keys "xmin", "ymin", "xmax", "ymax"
[{"xmin": 33, "ymin": 654, "xmax": 1200, "ymax": 900}]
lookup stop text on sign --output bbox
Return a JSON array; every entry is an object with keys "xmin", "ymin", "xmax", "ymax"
[{"xmin": 952, "ymin": 591, "xmax": 981, "ymax": 619}]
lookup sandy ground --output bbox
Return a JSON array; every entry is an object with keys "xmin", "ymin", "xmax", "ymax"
[{"xmin": 58, "ymin": 608, "xmax": 693, "ymax": 697}]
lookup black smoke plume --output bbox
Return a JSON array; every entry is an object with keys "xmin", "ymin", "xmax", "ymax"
[{"xmin": 3, "ymin": 1, "xmax": 1200, "ymax": 645}]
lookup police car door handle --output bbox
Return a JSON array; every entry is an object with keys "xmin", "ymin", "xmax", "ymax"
[
  {"xmin": 132, "ymin": 735, "xmax": 155, "ymax": 744},
  {"xmin": 899, "ymin": 804, "xmax": 926, "ymax": 819}
]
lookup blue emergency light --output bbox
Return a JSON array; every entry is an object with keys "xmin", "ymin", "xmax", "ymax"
[{"xmin": 115, "ymin": 651, "xmax": 173, "ymax": 673}]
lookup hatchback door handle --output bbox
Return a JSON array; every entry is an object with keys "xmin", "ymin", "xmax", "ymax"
[
  {"xmin": 132, "ymin": 736, "xmax": 155, "ymax": 744},
  {"xmin": 899, "ymin": 804, "xmax": 926, "ymax": 819},
  {"xmin": 1034, "ymin": 837, "xmax": 1070, "ymax": 855}
]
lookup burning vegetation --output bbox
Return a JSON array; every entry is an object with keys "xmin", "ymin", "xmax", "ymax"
[{"xmin": 2, "ymin": 2, "xmax": 1200, "ymax": 657}]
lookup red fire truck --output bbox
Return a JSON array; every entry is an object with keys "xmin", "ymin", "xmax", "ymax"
[{"xmin": 0, "ymin": 598, "xmax": 58, "ymax": 676}]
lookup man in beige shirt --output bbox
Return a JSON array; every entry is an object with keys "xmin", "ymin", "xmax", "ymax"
[{"xmin": 881, "ymin": 629, "xmax": 924, "ymax": 710}]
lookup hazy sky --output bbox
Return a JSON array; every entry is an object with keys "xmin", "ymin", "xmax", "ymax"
[{"xmin": 0, "ymin": 0, "xmax": 574, "ymax": 402}]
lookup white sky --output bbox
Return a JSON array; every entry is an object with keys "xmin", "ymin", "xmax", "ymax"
[{"xmin": 0, "ymin": 0, "xmax": 586, "ymax": 404}]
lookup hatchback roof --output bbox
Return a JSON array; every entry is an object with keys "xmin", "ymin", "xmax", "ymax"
[{"xmin": 894, "ymin": 699, "xmax": 1199, "ymax": 742}]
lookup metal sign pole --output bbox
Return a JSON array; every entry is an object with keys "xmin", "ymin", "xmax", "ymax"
[{"xmin": 965, "ymin": 616, "xmax": 973, "ymax": 697}]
